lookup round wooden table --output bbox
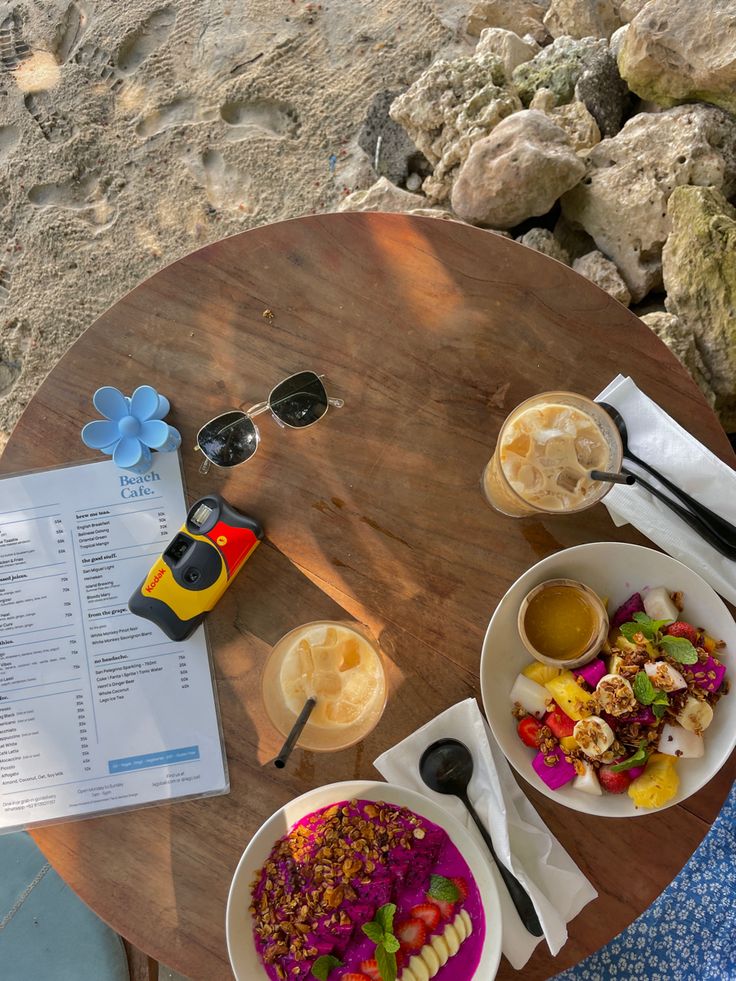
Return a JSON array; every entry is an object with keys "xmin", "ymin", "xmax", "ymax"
[{"xmin": 2, "ymin": 213, "xmax": 734, "ymax": 980}]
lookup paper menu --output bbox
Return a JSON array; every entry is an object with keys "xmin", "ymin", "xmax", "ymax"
[{"xmin": 0, "ymin": 452, "xmax": 228, "ymax": 832}]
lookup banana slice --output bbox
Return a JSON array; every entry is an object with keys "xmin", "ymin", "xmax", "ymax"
[
  {"xmin": 573, "ymin": 715, "xmax": 615, "ymax": 757},
  {"xmin": 430, "ymin": 934, "xmax": 450, "ymax": 967},
  {"xmin": 676, "ymin": 695, "xmax": 713, "ymax": 734},
  {"xmin": 399, "ymin": 910, "xmax": 475, "ymax": 980},
  {"xmin": 407, "ymin": 956, "xmax": 430, "ymax": 981},
  {"xmin": 596, "ymin": 674, "xmax": 637, "ymax": 715}
]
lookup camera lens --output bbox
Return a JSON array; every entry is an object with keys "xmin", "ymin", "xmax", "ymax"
[{"xmin": 183, "ymin": 567, "xmax": 201, "ymax": 584}]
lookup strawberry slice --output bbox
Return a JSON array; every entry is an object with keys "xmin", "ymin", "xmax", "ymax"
[
  {"xmin": 341, "ymin": 974, "xmax": 372, "ymax": 981},
  {"xmin": 451, "ymin": 876, "xmax": 469, "ymax": 902},
  {"xmin": 426, "ymin": 894, "xmax": 455, "ymax": 920},
  {"xmin": 396, "ymin": 917, "xmax": 427, "ymax": 952},
  {"xmin": 598, "ymin": 765, "xmax": 632, "ymax": 794},
  {"xmin": 410, "ymin": 902, "xmax": 441, "ymax": 930},
  {"xmin": 664, "ymin": 621, "xmax": 698, "ymax": 645},
  {"xmin": 358, "ymin": 960, "xmax": 381, "ymax": 981}
]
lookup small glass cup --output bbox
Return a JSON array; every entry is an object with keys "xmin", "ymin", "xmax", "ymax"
[
  {"xmin": 261, "ymin": 620, "xmax": 387, "ymax": 752},
  {"xmin": 482, "ymin": 391, "xmax": 622, "ymax": 517}
]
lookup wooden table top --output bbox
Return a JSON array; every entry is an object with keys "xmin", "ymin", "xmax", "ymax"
[{"xmin": 2, "ymin": 213, "xmax": 734, "ymax": 980}]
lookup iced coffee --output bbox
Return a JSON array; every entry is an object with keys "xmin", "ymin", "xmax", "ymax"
[
  {"xmin": 261, "ymin": 621, "xmax": 387, "ymax": 752},
  {"xmin": 483, "ymin": 392, "xmax": 622, "ymax": 516}
]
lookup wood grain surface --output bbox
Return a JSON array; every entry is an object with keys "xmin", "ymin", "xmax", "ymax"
[{"xmin": 2, "ymin": 213, "xmax": 734, "ymax": 981}]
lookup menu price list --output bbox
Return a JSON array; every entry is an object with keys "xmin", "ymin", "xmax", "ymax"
[{"xmin": 0, "ymin": 454, "xmax": 227, "ymax": 831}]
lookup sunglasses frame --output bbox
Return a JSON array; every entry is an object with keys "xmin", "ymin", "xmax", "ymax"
[{"xmin": 195, "ymin": 370, "xmax": 343, "ymax": 473}]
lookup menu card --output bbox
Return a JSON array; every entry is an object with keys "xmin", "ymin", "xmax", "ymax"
[{"xmin": 0, "ymin": 453, "xmax": 228, "ymax": 832}]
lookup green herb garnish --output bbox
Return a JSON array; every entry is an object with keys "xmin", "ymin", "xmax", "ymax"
[
  {"xmin": 361, "ymin": 903, "xmax": 398, "ymax": 981},
  {"xmin": 312, "ymin": 954, "xmax": 342, "ymax": 980},
  {"xmin": 633, "ymin": 670, "xmax": 669, "ymax": 714},
  {"xmin": 427, "ymin": 874, "xmax": 460, "ymax": 903},
  {"xmin": 609, "ymin": 740, "xmax": 648, "ymax": 772},
  {"xmin": 620, "ymin": 612, "xmax": 672, "ymax": 642},
  {"xmin": 659, "ymin": 634, "xmax": 699, "ymax": 664}
]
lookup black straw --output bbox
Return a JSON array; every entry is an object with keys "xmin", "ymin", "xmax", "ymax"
[
  {"xmin": 590, "ymin": 469, "xmax": 635, "ymax": 486},
  {"xmin": 274, "ymin": 697, "xmax": 317, "ymax": 769}
]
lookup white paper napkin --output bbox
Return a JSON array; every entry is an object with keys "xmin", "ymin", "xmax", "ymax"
[
  {"xmin": 598, "ymin": 375, "xmax": 736, "ymax": 605},
  {"xmin": 374, "ymin": 699, "xmax": 597, "ymax": 970}
]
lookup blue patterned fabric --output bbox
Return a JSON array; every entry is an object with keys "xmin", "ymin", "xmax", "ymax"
[{"xmin": 554, "ymin": 784, "xmax": 736, "ymax": 981}]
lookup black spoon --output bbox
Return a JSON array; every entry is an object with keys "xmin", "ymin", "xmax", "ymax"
[
  {"xmin": 598, "ymin": 401, "xmax": 736, "ymax": 550},
  {"xmin": 419, "ymin": 738, "xmax": 544, "ymax": 937}
]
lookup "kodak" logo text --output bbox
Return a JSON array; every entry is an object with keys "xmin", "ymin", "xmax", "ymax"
[{"xmin": 145, "ymin": 567, "xmax": 166, "ymax": 593}]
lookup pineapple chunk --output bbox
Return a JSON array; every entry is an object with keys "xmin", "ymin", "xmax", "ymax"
[
  {"xmin": 628, "ymin": 753, "xmax": 679, "ymax": 809},
  {"xmin": 544, "ymin": 671, "xmax": 596, "ymax": 721},
  {"xmin": 560, "ymin": 735, "xmax": 578, "ymax": 751},
  {"xmin": 522, "ymin": 662, "xmax": 561, "ymax": 685},
  {"xmin": 613, "ymin": 633, "xmax": 639, "ymax": 653},
  {"xmin": 608, "ymin": 653, "xmax": 625, "ymax": 675}
]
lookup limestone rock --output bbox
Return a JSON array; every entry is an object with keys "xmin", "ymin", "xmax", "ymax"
[
  {"xmin": 609, "ymin": 24, "xmax": 629, "ymax": 59},
  {"xmin": 543, "ymin": 0, "xmax": 622, "ymax": 41},
  {"xmin": 573, "ymin": 250, "xmax": 631, "ymax": 305},
  {"xmin": 512, "ymin": 36, "xmax": 628, "ymax": 136},
  {"xmin": 662, "ymin": 185, "xmax": 736, "ymax": 428},
  {"xmin": 618, "ymin": 0, "xmax": 736, "ymax": 115},
  {"xmin": 338, "ymin": 177, "xmax": 435, "ymax": 213},
  {"xmin": 466, "ymin": 0, "xmax": 549, "ymax": 44},
  {"xmin": 553, "ymin": 214, "xmax": 597, "ymax": 260},
  {"xmin": 474, "ymin": 27, "xmax": 540, "ymax": 79},
  {"xmin": 516, "ymin": 227, "xmax": 571, "ymax": 264},
  {"xmin": 640, "ymin": 311, "xmax": 716, "ymax": 409},
  {"xmin": 389, "ymin": 53, "xmax": 521, "ymax": 203},
  {"xmin": 530, "ymin": 90, "xmax": 601, "ymax": 151},
  {"xmin": 451, "ymin": 110, "xmax": 586, "ymax": 227},
  {"xmin": 561, "ymin": 104, "xmax": 736, "ymax": 302},
  {"xmin": 618, "ymin": 0, "xmax": 650, "ymax": 21}
]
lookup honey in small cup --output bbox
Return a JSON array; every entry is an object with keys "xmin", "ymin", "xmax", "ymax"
[{"xmin": 517, "ymin": 578, "xmax": 608, "ymax": 669}]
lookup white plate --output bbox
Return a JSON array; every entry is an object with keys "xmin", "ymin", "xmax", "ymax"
[
  {"xmin": 226, "ymin": 780, "xmax": 503, "ymax": 980},
  {"xmin": 480, "ymin": 542, "xmax": 736, "ymax": 817}
]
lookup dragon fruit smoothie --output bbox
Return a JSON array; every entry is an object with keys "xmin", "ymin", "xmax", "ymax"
[{"xmin": 250, "ymin": 799, "xmax": 487, "ymax": 981}]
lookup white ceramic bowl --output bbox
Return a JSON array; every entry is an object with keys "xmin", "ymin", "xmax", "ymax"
[
  {"xmin": 226, "ymin": 780, "xmax": 503, "ymax": 980},
  {"xmin": 480, "ymin": 542, "xmax": 736, "ymax": 817}
]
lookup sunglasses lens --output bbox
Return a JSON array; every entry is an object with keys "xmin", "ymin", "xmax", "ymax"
[
  {"xmin": 197, "ymin": 412, "xmax": 257, "ymax": 467},
  {"xmin": 269, "ymin": 371, "xmax": 328, "ymax": 428}
]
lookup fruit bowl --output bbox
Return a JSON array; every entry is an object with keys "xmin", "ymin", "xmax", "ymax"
[
  {"xmin": 480, "ymin": 542, "xmax": 736, "ymax": 817},
  {"xmin": 226, "ymin": 780, "xmax": 503, "ymax": 980}
]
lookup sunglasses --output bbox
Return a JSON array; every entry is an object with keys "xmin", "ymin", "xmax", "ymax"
[{"xmin": 194, "ymin": 370, "xmax": 344, "ymax": 474}]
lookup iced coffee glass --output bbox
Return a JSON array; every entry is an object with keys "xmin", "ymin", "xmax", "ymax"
[
  {"xmin": 261, "ymin": 620, "xmax": 387, "ymax": 752},
  {"xmin": 482, "ymin": 392, "xmax": 622, "ymax": 517}
]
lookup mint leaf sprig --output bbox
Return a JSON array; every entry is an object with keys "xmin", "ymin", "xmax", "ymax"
[
  {"xmin": 633, "ymin": 670, "xmax": 669, "ymax": 718},
  {"xmin": 311, "ymin": 954, "xmax": 342, "ymax": 980},
  {"xmin": 427, "ymin": 874, "xmax": 460, "ymax": 903},
  {"xmin": 362, "ymin": 903, "xmax": 399, "ymax": 981},
  {"xmin": 619, "ymin": 613, "xmax": 699, "ymax": 665},
  {"xmin": 609, "ymin": 740, "xmax": 649, "ymax": 773}
]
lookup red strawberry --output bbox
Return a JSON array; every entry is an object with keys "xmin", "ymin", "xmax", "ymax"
[
  {"xmin": 359, "ymin": 960, "xmax": 381, "ymax": 980},
  {"xmin": 410, "ymin": 903, "xmax": 441, "ymax": 930},
  {"xmin": 426, "ymin": 894, "xmax": 455, "ymax": 920},
  {"xmin": 341, "ymin": 975, "xmax": 372, "ymax": 981},
  {"xmin": 451, "ymin": 876, "xmax": 469, "ymax": 902},
  {"xmin": 517, "ymin": 715, "xmax": 544, "ymax": 748},
  {"xmin": 664, "ymin": 621, "xmax": 698, "ymax": 645},
  {"xmin": 598, "ymin": 765, "xmax": 632, "ymax": 795},
  {"xmin": 396, "ymin": 917, "xmax": 427, "ymax": 952}
]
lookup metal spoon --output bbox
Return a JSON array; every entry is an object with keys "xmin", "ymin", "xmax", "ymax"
[
  {"xmin": 419, "ymin": 738, "xmax": 543, "ymax": 937},
  {"xmin": 598, "ymin": 401, "xmax": 736, "ymax": 551}
]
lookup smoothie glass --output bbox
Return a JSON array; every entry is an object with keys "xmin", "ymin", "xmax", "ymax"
[
  {"xmin": 261, "ymin": 620, "xmax": 387, "ymax": 752},
  {"xmin": 482, "ymin": 392, "xmax": 622, "ymax": 517}
]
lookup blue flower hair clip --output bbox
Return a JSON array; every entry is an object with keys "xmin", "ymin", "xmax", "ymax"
[{"xmin": 81, "ymin": 385, "xmax": 181, "ymax": 475}]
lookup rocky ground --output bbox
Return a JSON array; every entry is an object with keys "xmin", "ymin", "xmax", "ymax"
[{"xmin": 1, "ymin": 0, "xmax": 735, "ymax": 451}]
